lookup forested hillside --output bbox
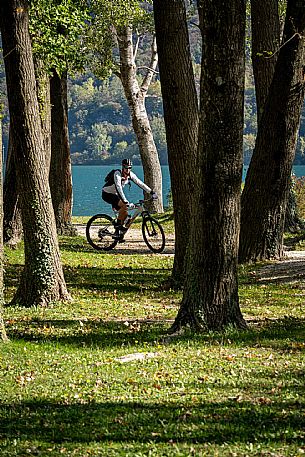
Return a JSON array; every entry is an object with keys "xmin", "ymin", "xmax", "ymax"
[
  {"xmin": 67, "ymin": 74, "xmax": 166, "ymax": 165},
  {"xmin": 1, "ymin": 33, "xmax": 305, "ymax": 165}
]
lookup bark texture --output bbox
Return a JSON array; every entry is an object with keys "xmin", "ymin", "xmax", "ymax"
[
  {"xmin": 153, "ymin": 0, "xmax": 199, "ymax": 288},
  {"xmin": 3, "ymin": 129, "xmax": 23, "ymax": 246},
  {"xmin": 239, "ymin": 0, "xmax": 305, "ymax": 263},
  {"xmin": 3, "ymin": 58, "xmax": 52, "ymax": 247},
  {"xmin": 0, "ymin": 116, "xmax": 8, "ymax": 341},
  {"xmin": 250, "ymin": 0, "xmax": 301, "ymax": 235},
  {"xmin": 35, "ymin": 58, "xmax": 52, "ymax": 169},
  {"xmin": 251, "ymin": 0, "xmax": 280, "ymax": 124},
  {"xmin": 0, "ymin": 0, "xmax": 71, "ymax": 307},
  {"xmin": 116, "ymin": 26, "xmax": 163, "ymax": 213},
  {"xmin": 172, "ymin": 0, "xmax": 247, "ymax": 331},
  {"xmin": 50, "ymin": 70, "xmax": 76, "ymax": 235}
]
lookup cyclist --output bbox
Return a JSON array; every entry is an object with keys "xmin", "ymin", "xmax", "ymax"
[{"xmin": 102, "ymin": 158, "xmax": 158, "ymax": 240}]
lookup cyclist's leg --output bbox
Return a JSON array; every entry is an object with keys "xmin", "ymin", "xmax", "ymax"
[
  {"xmin": 102, "ymin": 192, "xmax": 124, "ymax": 238},
  {"xmin": 102, "ymin": 192, "xmax": 129, "ymax": 239},
  {"xmin": 112, "ymin": 200, "xmax": 129, "ymax": 240},
  {"xmin": 117, "ymin": 200, "xmax": 128, "ymax": 225}
]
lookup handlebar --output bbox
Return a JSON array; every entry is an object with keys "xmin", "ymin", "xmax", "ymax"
[
  {"xmin": 127, "ymin": 196, "xmax": 156, "ymax": 211},
  {"xmin": 135, "ymin": 197, "xmax": 153, "ymax": 207}
]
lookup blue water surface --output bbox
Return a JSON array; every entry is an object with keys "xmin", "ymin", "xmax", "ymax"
[
  {"xmin": 72, "ymin": 164, "xmax": 305, "ymax": 216},
  {"xmin": 72, "ymin": 165, "xmax": 171, "ymax": 216}
]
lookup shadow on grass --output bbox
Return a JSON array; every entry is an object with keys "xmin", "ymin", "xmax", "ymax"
[
  {"xmin": 5, "ymin": 316, "xmax": 305, "ymax": 352},
  {"xmin": 4, "ymin": 263, "xmax": 172, "ymax": 296},
  {"xmin": 5, "ymin": 319, "xmax": 169, "ymax": 347},
  {"xmin": 63, "ymin": 265, "xmax": 171, "ymax": 293},
  {"xmin": 254, "ymin": 259, "xmax": 305, "ymax": 285},
  {"xmin": 0, "ymin": 398, "xmax": 304, "ymax": 446}
]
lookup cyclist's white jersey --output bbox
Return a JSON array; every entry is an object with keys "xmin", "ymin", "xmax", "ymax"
[{"xmin": 102, "ymin": 170, "xmax": 151, "ymax": 203}]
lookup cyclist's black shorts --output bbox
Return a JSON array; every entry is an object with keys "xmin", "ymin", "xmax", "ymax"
[{"xmin": 102, "ymin": 191, "xmax": 121, "ymax": 210}]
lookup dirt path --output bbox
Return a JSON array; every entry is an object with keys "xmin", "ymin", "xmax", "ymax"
[
  {"xmin": 75, "ymin": 223, "xmax": 305, "ymax": 281},
  {"xmin": 74, "ymin": 224, "xmax": 175, "ymax": 255},
  {"xmin": 255, "ymin": 250, "xmax": 305, "ymax": 285}
]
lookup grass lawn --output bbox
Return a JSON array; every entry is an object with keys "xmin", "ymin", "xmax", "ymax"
[{"xmin": 0, "ymin": 222, "xmax": 304, "ymax": 456}]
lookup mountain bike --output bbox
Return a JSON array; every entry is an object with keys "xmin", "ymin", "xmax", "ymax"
[{"xmin": 86, "ymin": 199, "xmax": 166, "ymax": 253}]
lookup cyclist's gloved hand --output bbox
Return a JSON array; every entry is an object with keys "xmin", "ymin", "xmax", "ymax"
[
  {"xmin": 150, "ymin": 191, "xmax": 158, "ymax": 200},
  {"xmin": 127, "ymin": 202, "xmax": 135, "ymax": 210}
]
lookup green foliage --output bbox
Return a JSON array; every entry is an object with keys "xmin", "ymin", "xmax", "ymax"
[
  {"xmin": 150, "ymin": 115, "xmax": 167, "ymax": 163},
  {"xmin": 85, "ymin": 123, "xmax": 113, "ymax": 160},
  {"xmin": 243, "ymin": 133, "xmax": 256, "ymax": 164},
  {"xmin": 1, "ymin": 232, "xmax": 305, "ymax": 455},
  {"xmin": 29, "ymin": 0, "xmax": 91, "ymax": 75},
  {"xmin": 85, "ymin": 0, "xmax": 152, "ymax": 79},
  {"xmin": 68, "ymin": 75, "xmax": 164, "ymax": 164},
  {"xmin": 3, "ymin": 0, "xmax": 305, "ymax": 166}
]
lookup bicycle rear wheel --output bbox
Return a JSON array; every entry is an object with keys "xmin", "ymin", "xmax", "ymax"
[
  {"xmin": 142, "ymin": 216, "xmax": 165, "ymax": 253},
  {"xmin": 86, "ymin": 214, "xmax": 118, "ymax": 251}
]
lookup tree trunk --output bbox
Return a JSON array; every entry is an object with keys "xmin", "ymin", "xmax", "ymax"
[
  {"xmin": 153, "ymin": 0, "xmax": 198, "ymax": 288},
  {"xmin": 0, "ymin": 0, "xmax": 71, "ymax": 307},
  {"xmin": 34, "ymin": 57, "xmax": 52, "ymax": 169},
  {"xmin": 3, "ymin": 129, "xmax": 22, "ymax": 246},
  {"xmin": 3, "ymin": 58, "xmax": 52, "ymax": 247},
  {"xmin": 50, "ymin": 70, "xmax": 76, "ymax": 235},
  {"xmin": 251, "ymin": 0, "xmax": 280, "ymax": 124},
  {"xmin": 239, "ymin": 0, "xmax": 305, "ymax": 263},
  {"xmin": 0, "ymin": 113, "xmax": 8, "ymax": 342},
  {"xmin": 171, "ymin": 0, "xmax": 247, "ymax": 331},
  {"xmin": 250, "ymin": 0, "xmax": 301, "ymax": 235},
  {"xmin": 116, "ymin": 26, "xmax": 163, "ymax": 213}
]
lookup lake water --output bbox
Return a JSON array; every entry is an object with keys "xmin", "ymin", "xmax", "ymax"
[
  {"xmin": 72, "ymin": 164, "xmax": 305, "ymax": 216},
  {"xmin": 72, "ymin": 165, "xmax": 171, "ymax": 216}
]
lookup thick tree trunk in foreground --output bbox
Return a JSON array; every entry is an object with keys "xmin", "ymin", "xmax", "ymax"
[
  {"xmin": 239, "ymin": 0, "xmax": 305, "ymax": 263},
  {"xmin": 50, "ymin": 70, "xmax": 76, "ymax": 235},
  {"xmin": 0, "ymin": 115, "xmax": 8, "ymax": 341},
  {"xmin": 153, "ymin": 0, "xmax": 199, "ymax": 288},
  {"xmin": 3, "ymin": 130, "xmax": 22, "ymax": 246},
  {"xmin": 171, "ymin": 0, "xmax": 247, "ymax": 331},
  {"xmin": 0, "ymin": 0, "xmax": 71, "ymax": 307},
  {"xmin": 117, "ymin": 26, "xmax": 163, "ymax": 213},
  {"xmin": 3, "ymin": 59, "xmax": 52, "ymax": 247}
]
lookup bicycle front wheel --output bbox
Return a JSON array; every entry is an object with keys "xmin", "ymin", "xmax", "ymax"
[
  {"xmin": 86, "ymin": 214, "xmax": 118, "ymax": 251},
  {"xmin": 142, "ymin": 216, "xmax": 165, "ymax": 253}
]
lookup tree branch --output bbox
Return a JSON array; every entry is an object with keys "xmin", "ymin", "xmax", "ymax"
[
  {"xmin": 141, "ymin": 34, "xmax": 158, "ymax": 95},
  {"xmin": 137, "ymin": 66, "xmax": 159, "ymax": 74},
  {"xmin": 133, "ymin": 32, "xmax": 141, "ymax": 62}
]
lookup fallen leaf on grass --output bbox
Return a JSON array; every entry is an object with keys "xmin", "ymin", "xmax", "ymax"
[
  {"xmin": 256, "ymin": 396, "xmax": 272, "ymax": 405},
  {"xmin": 228, "ymin": 395, "xmax": 243, "ymax": 402},
  {"xmin": 15, "ymin": 371, "xmax": 35, "ymax": 386},
  {"xmin": 225, "ymin": 354, "xmax": 237, "ymax": 361},
  {"xmin": 114, "ymin": 352, "xmax": 160, "ymax": 363}
]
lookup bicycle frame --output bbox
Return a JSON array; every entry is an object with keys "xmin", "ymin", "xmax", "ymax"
[
  {"xmin": 112, "ymin": 200, "xmax": 151, "ymax": 228},
  {"xmin": 127, "ymin": 203, "xmax": 144, "ymax": 224}
]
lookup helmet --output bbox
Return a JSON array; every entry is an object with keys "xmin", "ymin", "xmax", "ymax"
[{"xmin": 122, "ymin": 158, "xmax": 132, "ymax": 169}]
